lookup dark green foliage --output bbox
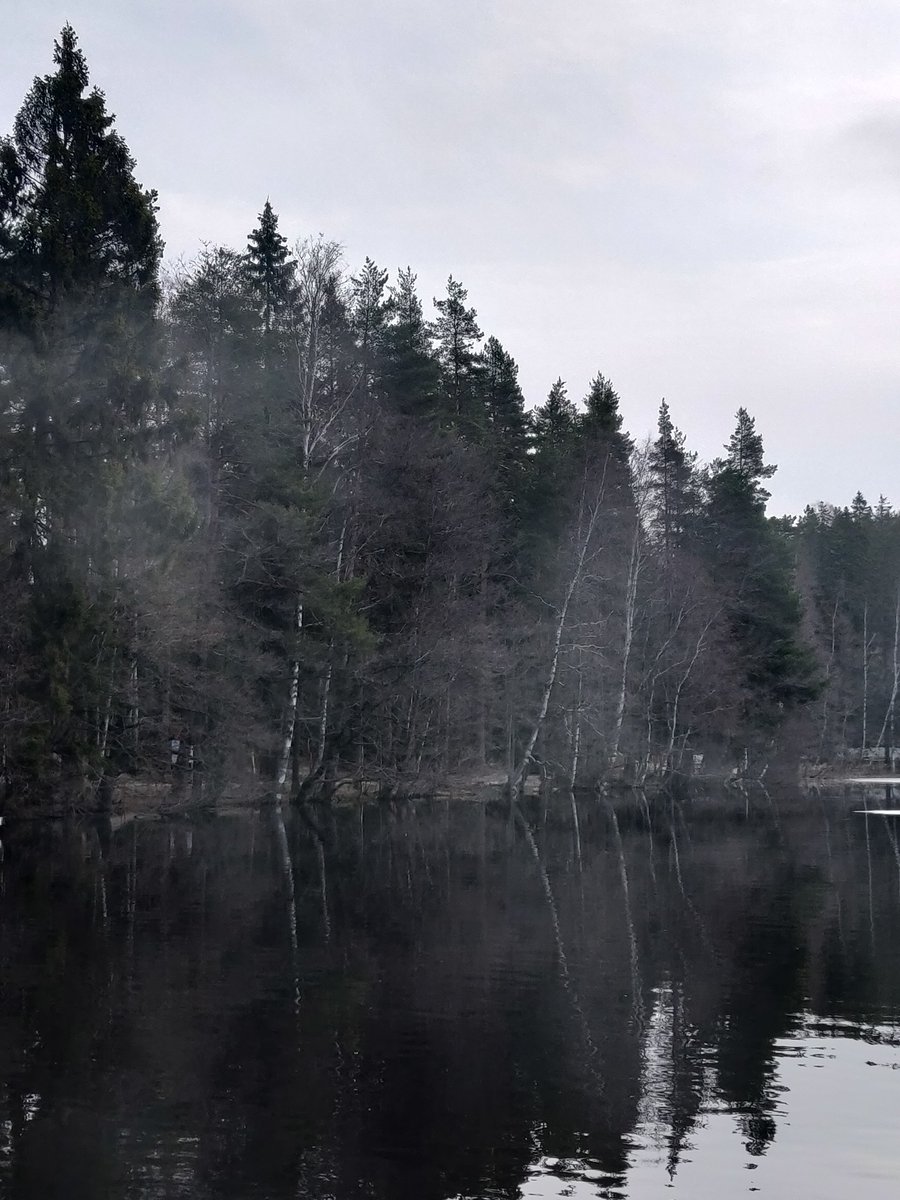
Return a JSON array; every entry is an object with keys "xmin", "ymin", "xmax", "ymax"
[
  {"xmin": 480, "ymin": 336, "xmax": 530, "ymax": 519},
  {"xmin": 430, "ymin": 275, "xmax": 484, "ymax": 434},
  {"xmin": 2, "ymin": 27, "xmax": 883, "ymax": 799},
  {"xmin": 524, "ymin": 378, "xmax": 577, "ymax": 554},
  {"xmin": 245, "ymin": 199, "xmax": 293, "ymax": 336},
  {"xmin": 648, "ymin": 400, "xmax": 698, "ymax": 557},
  {"xmin": 0, "ymin": 26, "xmax": 168, "ymax": 786},
  {"xmin": 1, "ymin": 26, "xmax": 161, "ymax": 314},
  {"xmin": 580, "ymin": 371, "xmax": 633, "ymax": 465},
  {"xmin": 532, "ymin": 376, "xmax": 576, "ymax": 447},
  {"xmin": 722, "ymin": 407, "xmax": 776, "ymax": 500},
  {"xmin": 381, "ymin": 267, "xmax": 441, "ymax": 418},
  {"xmin": 350, "ymin": 257, "xmax": 389, "ymax": 363},
  {"xmin": 700, "ymin": 412, "xmax": 820, "ymax": 742}
]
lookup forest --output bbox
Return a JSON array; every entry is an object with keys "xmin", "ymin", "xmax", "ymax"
[{"xmin": 2, "ymin": 28, "xmax": 899, "ymax": 806}]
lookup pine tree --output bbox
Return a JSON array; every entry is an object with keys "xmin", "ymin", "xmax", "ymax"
[
  {"xmin": 430, "ymin": 275, "xmax": 484, "ymax": 433},
  {"xmin": 381, "ymin": 267, "xmax": 440, "ymax": 418},
  {"xmin": 701, "ymin": 409, "xmax": 819, "ymax": 746},
  {"xmin": 349, "ymin": 257, "xmax": 389, "ymax": 402},
  {"xmin": 580, "ymin": 371, "xmax": 633, "ymax": 464},
  {"xmin": 532, "ymin": 377, "xmax": 576, "ymax": 447},
  {"xmin": 523, "ymin": 378, "xmax": 578, "ymax": 562},
  {"xmin": 481, "ymin": 336, "xmax": 530, "ymax": 518},
  {"xmin": 648, "ymin": 399, "xmax": 698, "ymax": 558},
  {"xmin": 723, "ymin": 407, "xmax": 776, "ymax": 501}
]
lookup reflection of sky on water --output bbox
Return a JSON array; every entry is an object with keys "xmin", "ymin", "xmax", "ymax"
[
  {"xmin": 4, "ymin": 793, "xmax": 900, "ymax": 1199},
  {"xmin": 516, "ymin": 1017, "xmax": 900, "ymax": 1199}
]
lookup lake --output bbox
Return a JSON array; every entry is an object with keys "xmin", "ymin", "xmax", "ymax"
[{"xmin": 1, "ymin": 787, "xmax": 899, "ymax": 1199}]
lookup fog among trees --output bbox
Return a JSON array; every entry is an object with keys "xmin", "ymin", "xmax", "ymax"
[{"xmin": 1, "ymin": 29, "xmax": 896, "ymax": 804}]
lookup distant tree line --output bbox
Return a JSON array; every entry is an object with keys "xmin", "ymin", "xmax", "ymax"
[{"xmin": 0, "ymin": 29, "xmax": 893, "ymax": 802}]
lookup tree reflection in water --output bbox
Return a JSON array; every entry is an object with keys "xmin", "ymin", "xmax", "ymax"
[{"xmin": 0, "ymin": 789, "xmax": 899, "ymax": 1199}]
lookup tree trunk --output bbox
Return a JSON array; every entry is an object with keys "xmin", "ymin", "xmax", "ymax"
[
  {"xmin": 509, "ymin": 482, "xmax": 602, "ymax": 799},
  {"xmin": 862, "ymin": 600, "xmax": 869, "ymax": 754},
  {"xmin": 276, "ymin": 597, "xmax": 303, "ymax": 797},
  {"xmin": 876, "ymin": 587, "xmax": 900, "ymax": 763},
  {"xmin": 610, "ymin": 514, "xmax": 642, "ymax": 763},
  {"xmin": 313, "ymin": 659, "xmax": 333, "ymax": 776}
]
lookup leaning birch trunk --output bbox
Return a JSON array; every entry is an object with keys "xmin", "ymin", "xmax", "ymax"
[
  {"xmin": 875, "ymin": 586, "xmax": 900, "ymax": 760},
  {"xmin": 609, "ymin": 513, "xmax": 641, "ymax": 764},
  {"xmin": 818, "ymin": 597, "xmax": 839, "ymax": 760},
  {"xmin": 665, "ymin": 613, "xmax": 717, "ymax": 769},
  {"xmin": 602, "ymin": 791, "xmax": 643, "ymax": 1027},
  {"xmin": 862, "ymin": 600, "xmax": 869, "ymax": 755},
  {"xmin": 513, "ymin": 801, "xmax": 600, "ymax": 1079},
  {"xmin": 276, "ymin": 598, "xmax": 303, "ymax": 798},
  {"xmin": 312, "ymin": 658, "xmax": 333, "ymax": 776},
  {"xmin": 508, "ymin": 487, "xmax": 602, "ymax": 800},
  {"xmin": 567, "ymin": 671, "xmax": 583, "ymax": 792},
  {"xmin": 274, "ymin": 804, "xmax": 301, "ymax": 1014},
  {"xmin": 309, "ymin": 521, "xmax": 348, "ymax": 784}
]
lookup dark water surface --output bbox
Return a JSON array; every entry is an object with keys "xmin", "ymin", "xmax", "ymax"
[{"xmin": 1, "ymin": 788, "xmax": 900, "ymax": 1199}]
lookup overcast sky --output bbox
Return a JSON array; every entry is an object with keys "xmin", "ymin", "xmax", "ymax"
[{"xmin": 4, "ymin": 1, "xmax": 900, "ymax": 514}]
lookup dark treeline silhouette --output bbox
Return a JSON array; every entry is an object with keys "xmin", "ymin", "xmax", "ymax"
[{"xmin": 0, "ymin": 29, "xmax": 894, "ymax": 804}]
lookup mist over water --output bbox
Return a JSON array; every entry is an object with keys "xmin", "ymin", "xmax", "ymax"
[{"xmin": 1, "ymin": 789, "xmax": 899, "ymax": 1199}]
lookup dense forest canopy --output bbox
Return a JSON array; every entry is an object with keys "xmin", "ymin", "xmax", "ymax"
[{"xmin": 1, "ymin": 29, "xmax": 896, "ymax": 803}]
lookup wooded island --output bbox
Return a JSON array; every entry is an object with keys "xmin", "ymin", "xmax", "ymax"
[{"xmin": 1, "ymin": 30, "xmax": 896, "ymax": 806}]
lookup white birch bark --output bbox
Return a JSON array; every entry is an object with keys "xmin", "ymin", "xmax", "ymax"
[
  {"xmin": 875, "ymin": 587, "xmax": 900, "ymax": 757},
  {"xmin": 509, "ymin": 481, "xmax": 603, "ymax": 799},
  {"xmin": 276, "ymin": 598, "xmax": 303, "ymax": 797},
  {"xmin": 610, "ymin": 514, "xmax": 642, "ymax": 762},
  {"xmin": 665, "ymin": 613, "xmax": 718, "ymax": 768},
  {"xmin": 862, "ymin": 600, "xmax": 869, "ymax": 753}
]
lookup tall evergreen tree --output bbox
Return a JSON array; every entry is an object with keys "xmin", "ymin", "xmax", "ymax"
[
  {"xmin": 169, "ymin": 245, "xmax": 258, "ymax": 448},
  {"xmin": 532, "ymin": 377, "xmax": 576, "ymax": 448},
  {"xmin": 480, "ymin": 336, "xmax": 530, "ymax": 518},
  {"xmin": 430, "ymin": 275, "xmax": 483, "ymax": 433},
  {"xmin": 0, "ymin": 25, "xmax": 161, "ymax": 315},
  {"xmin": 245, "ymin": 199, "xmax": 294, "ymax": 337},
  {"xmin": 0, "ymin": 26, "xmax": 167, "ymax": 782},
  {"xmin": 522, "ymin": 378, "xmax": 579, "ymax": 566},
  {"xmin": 648, "ymin": 399, "xmax": 698, "ymax": 558},
  {"xmin": 349, "ymin": 257, "xmax": 389, "ymax": 403},
  {"xmin": 580, "ymin": 371, "xmax": 633, "ymax": 463},
  {"xmin": 723, "ymin": 407, "xmax": 776, "ymax": 501},
  {"xmin": 702, "ymin": 410, "xmax": 819, "ymax": 748},
  {"xmin": 381, "ymin": 267, "xmax": 441, "ymax": 418}
]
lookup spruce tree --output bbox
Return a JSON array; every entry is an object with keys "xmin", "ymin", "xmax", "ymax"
[
  {"xmin": 851, "ymin": 491, "xmax": 873, "ymax": 523},
  {"xmin": 1, "ymin": 25, "xmax": 160, "ymax": 317},
  {"xmin": 245, "ymin": 199, "xmax": 293, "ymax": 337},
  {"xmin": 1, "ymin": 25, "xmax": 163, "ymax": 487},
  {"xmin": 0, "ymin": 26, "xmax": 165, "ymax": 782}
]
